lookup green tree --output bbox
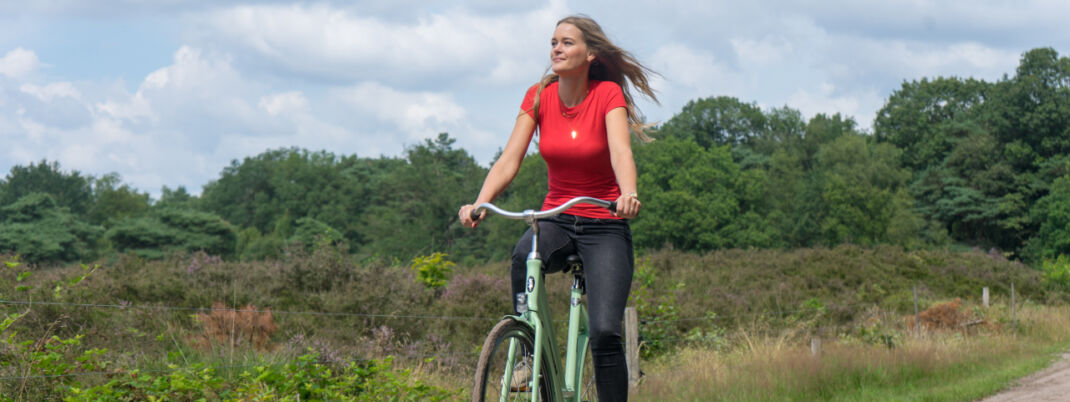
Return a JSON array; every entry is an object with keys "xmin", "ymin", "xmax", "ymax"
[
  {"xmin": 1024, "ymin": 174, "xmax": 1070, "ymax": 261},
  {"xmin": 106, "ymin": 208, "xmax": 236, "ymax": 259},
  {"xmin": 632, "ymin": 137, "xmax": 760, "ymax": 250},
  {"xmin": 474, "ymin": 151, "xmax": 550, "ymax": 261},
  {"xmin": 813, "ymin": 135, "xmax": 922, "ymax": 246},
  {"xmin": 87, "ymin": 173, "xmax": 150, "ymax": 226},
  {"xmin": 290, "ymin": 217, "xmax": 346, "ymax": 250},
  {"xmin": 656, "ymin": 96, "xmax": 767, "ymax": 149},
  {"xmin": 359, "ymin": 133, "xmax": 487, "ymax": 260},
  {"xmin": 0, "ymin": 193, "xmax": 102, "ymax": 264},
  {"xmin": 200, "ymin": 148, "xmax": 400, "ymax": 252},
  {"xmin": 155, "ymin": 185, "xmax": 196, "ymax": 210},
  {"xmin": 874, "ymin": 77, "xmax": 990, "ymax": 171},
  {"xmin": 0, "ymin": 160, "xmax": 93, "ymax": 216}
]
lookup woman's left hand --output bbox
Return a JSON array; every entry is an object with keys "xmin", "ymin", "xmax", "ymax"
[{"xmin": 613, "ymin": 193, "xmax": 641, "ymax": 219}]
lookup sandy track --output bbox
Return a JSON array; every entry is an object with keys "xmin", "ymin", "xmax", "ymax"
[{"xmin": 981, "ymin": 352, "xmax": 1070, "ymax": 402}]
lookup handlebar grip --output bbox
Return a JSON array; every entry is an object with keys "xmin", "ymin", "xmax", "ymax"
[
  {"xmin": 470, "ymin": 208, "xmax": 483, "ymax": 222},
  {"xmin": 608, "ymin": 201, "xmax": 617, "ymax": 213}
]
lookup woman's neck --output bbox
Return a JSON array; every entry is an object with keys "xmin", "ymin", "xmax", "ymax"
[{"xmin": 557, "ymin": 73, "xmax": 589, "ymax": 108}]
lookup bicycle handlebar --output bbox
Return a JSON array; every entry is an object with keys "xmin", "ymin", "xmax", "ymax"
[{"xmin": 470, "ymin": 196, "xmax": 617, "ymax": 222}]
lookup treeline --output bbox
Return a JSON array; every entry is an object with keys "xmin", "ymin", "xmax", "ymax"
[{"xmin": 2, "ymin": 47, "xmax": 1069, "ymax": 266}]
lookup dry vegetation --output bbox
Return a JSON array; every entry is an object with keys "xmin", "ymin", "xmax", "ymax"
[
  {"xmin": 633, "ymin": 301, "xmax": 1070, "ymax": 401},
  {"xmin": 1, "ymin": 244, "xmax": 1063, "ymax": 398}
]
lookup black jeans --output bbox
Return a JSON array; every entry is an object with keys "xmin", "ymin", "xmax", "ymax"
[{"xmin": 511, "ymin": 214, "xmax": 634, "ymax": 402}]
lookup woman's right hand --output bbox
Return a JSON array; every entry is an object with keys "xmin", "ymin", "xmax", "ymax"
[{"xmin": 459, "ymin": 204, "xmax": 485, "ymax": 228}]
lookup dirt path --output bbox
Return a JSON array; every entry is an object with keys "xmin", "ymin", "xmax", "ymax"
[{"xmin": 981, "ymin": 352, "xmax": 1070, "ymax": 402}]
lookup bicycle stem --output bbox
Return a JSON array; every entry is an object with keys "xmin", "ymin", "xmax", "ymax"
[{"xmin": 526, "ymin": 210, "xmax": 541, "ymax": 260}]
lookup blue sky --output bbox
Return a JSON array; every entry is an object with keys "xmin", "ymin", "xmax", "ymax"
[{"xmin": 1, "ymin": 0, "xmax": 1067, "ymax": 198}]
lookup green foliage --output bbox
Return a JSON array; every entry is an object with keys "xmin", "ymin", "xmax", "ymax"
[
  {"xmin": 814, "ymin": 135, "xmax": 921, "ymax": 246},
  {"xmin": 235, "ymin": 227, "xmax": 284, "ymax": 261},
  {"xmin": 477, "ymin": 153, "xmax": 549, "ymax": 261},
  {"xmin": 0, "ymin": 256, "xmax": 100, "ymax": 400},
  {"xmin": 359, "ymin": 133, "xmax": 486, "ymax": 260},
  {"xmin": 630, "ymin": 257, "xmax": 683, "ymax": 358},
  {"xmin": 875, "ymin": 47, "xmax": 1070, "ymax": 255},
  {"xmin": 410, "ymin": 252, "xmax": 455, "ymax": 289},
  {"xmin": 106, "ymin": 207, "xmax": 236, "ymax": 259},
  {"xmin": 199, "ymin": 147, "xmax": 402, "ymax": 251},
  {"xmin": 290, "ymin": 217, "xmax": 346, "ymax": 251},
  {"xmin": 86, "ymin": 173, "xmax": 150, "ymax": 226},
  {"xmin": 0, "ymin": 159, "xmax": 93, "ymax": 216},
  {"xmin": 0, "ymin": 193, "xmax": 102, "ymax": 264},
  {"xmin": 1, "ymin": 253, "xmax": 455, "ymax": 400},
  {"xmin": 66, "ymin": 354, "xmax": 455, "ymax": 401},
  {"xmin": 632, "ymin": 137, "xmax": 762, "ymax": 251},
  {"xmin": 1040, "ymin": 255, "xmax": 1070, "ymax": 291},
  {"xmin": 1024, "ymin": 175, "xmax": 1070, "ymax": 261},
  {"xmin": 154, "ymin": 185, "xmax": 196, "ymax": 210},
  {"xmin": 656, "ymin": 96, "xmax": 767, "ymax": 148}
]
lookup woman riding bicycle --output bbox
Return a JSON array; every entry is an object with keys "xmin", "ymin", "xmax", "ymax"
[{"xmin": 458, "ymin": 15, "xmax": 658, "ymax": 401}]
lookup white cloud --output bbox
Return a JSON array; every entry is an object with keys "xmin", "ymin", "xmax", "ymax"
[
  {"xmin": 0, "ymin": 48, "xmax": 42, "ymax": 79},
  {"xmin": 198, "ymin": 3, "xmax": 562, "ymax": 86},
  {"xmin": 649, "ymin": 43, "xmax": 739, "ymax": 96},
  {"xmin": 20, "ymin": 82, "xmax": 81, "ymax": 102},
  {"xmin": 332, "ymin": 82, "xmax": 466, "ymax": 140},
  {"xmin": 258, "ymin": 91, "xmax": 309, "ymax": 116},
  {"xmin": 871, "ymin": 41, "xmax": 1019, "ymax": 80},
  {"xmin": 731, "ymin": 36, "xmax": 794, "ymax": 67}
]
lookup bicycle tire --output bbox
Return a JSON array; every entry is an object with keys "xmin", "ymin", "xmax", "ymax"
[{"xmin": 473, "ymin": 319, "xmax": 554, "ymax": 401}]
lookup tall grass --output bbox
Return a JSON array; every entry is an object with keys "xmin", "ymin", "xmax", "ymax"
[{"xmin": 634, "ymin": 304, "xmax": 1070, "ymax": 401}]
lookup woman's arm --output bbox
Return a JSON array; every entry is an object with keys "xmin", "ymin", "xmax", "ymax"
[
  {"xmin": 606, "ymin": 106, "xmax": 641, "ymax": 219},
  {"xmin": 458, "ymin": 111, "xmax": 537, "ymax": 228}
]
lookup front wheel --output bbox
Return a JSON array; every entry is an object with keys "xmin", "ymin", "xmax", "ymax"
[
  {"xmin": 473, "ymin": 319, "xmax": 553, "ymax": 401},
  {"xmin": 577, "ymin": 344, "xmax": 598, "ymax": 401}
]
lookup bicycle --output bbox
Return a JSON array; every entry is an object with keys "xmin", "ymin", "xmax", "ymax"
[{"xmin": 470, "ymin": 196, "xmax": 618, "ymax": 402}]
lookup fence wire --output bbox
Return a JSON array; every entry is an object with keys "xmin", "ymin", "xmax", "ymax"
[{"xmin": 0, "ymin": 288, "xmax": 1014, "ymax": 383}]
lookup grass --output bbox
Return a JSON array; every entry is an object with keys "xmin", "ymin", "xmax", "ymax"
[{"xmin": 633, "ymin": 304, "xmax": 1070, "ymax": 401}]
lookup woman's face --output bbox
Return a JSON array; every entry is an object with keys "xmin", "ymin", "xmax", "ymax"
[{"xmin": 550, "ymin": 23, "xmax": 595, "ymax": 76}]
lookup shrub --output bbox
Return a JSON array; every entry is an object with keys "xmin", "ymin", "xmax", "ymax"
[
  {"xmin": 1041, "ymin": 255, "xmax": 1070, "ymax": 290},
  {"xmin": 410, "ymin": 252, "xmax": 454, "ymax": 290}
]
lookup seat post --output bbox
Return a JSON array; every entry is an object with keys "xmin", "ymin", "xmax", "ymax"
[{"xmin": 567, "ymin": 255, "xmax": 585, "ymax": 295}]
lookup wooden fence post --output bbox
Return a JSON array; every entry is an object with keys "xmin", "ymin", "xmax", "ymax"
[
  {"xmin": 983, "ymin": 287, "xmax": 989, "ymax": 308},
  {"xmin": 625, "ymin": 307, "xmax": 639, "ymax": 388},
  {"xmin": 810, "ymin": 336, "xmax": 822, "ymax": 357},
  {"xmin": 1011, "ymin": 282, "xmax": 1016, "ymax": 334}
]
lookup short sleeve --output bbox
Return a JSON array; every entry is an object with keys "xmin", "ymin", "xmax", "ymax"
[
  {"xmin": 520, "ymin": 84, "xmax": 539, "ymax": 120},
  {"xmin": 601, "ymin": 81, "xmax": 627, "ymax": 116}
]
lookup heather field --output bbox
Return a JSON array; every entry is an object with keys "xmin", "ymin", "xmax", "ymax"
[{"xmin": 1, "ymin": 245, "xmax": 1066, "ymax": 399}]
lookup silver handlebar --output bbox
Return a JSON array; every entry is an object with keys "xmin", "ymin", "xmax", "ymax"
[
  {"xmin": 470, "ymin": 196, "xmax": 617, "ymax": 258},
  {"xmin": 471, "ymin": 196, "xmax": 616, "ymax": 223}
]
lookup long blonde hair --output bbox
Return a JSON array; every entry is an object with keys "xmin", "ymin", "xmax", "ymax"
[{"xmin": 529, "ymin": 15, "xmax": 660, "ymax": 142}]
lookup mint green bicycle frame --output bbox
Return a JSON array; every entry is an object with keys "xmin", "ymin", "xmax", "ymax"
[{"xmin": 474, "ymin": 196, "xmax": 616, "ymax": 401}]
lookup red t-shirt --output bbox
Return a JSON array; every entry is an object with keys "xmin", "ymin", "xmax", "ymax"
[{"xmin": 521, "ymin": 80, "xmax": 627, "ymax": 219}]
